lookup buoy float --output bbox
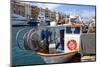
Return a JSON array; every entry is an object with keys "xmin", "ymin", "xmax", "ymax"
[{"xmin": 67, "ymin": 39, "xmax": 77, "ymax": 51}]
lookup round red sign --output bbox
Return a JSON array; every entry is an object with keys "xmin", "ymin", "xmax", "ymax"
[{"xmin": 67, "ymin": 39, "xmax": 77, "ymax": 50}]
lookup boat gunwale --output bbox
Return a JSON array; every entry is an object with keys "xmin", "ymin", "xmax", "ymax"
[
  {"xmin": 63, "ymin": 24, "xmax": 82, "ymax": 27},
  {"xmin": 37, "ymin": 50, "xmax": 78, "ymax": 57}
]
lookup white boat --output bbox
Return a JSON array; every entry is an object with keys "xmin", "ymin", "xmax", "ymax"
[
  {"xmin": 11, "ymin": 14, "xmax": 28, "ymax": 25},
  {"xmin": 37, "ymin": 8, "xmax": 51, "ymax": 26},
  {"xmin": 37, "ymin": 50, "xmax": 78, "ymax": 63}
]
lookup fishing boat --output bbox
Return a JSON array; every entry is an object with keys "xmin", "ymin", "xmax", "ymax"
[{"xmin": 36, "ymin": 26, "xmax": 81, "ymax": 63}]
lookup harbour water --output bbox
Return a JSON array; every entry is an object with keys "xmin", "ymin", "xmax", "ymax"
[{"xmin": 11, "ymin": 26, "xmax": 46, "ymax": 66}]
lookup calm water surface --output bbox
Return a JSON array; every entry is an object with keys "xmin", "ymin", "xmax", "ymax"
[{"xmin": 11, "ymin": 26, "xmax": 45, "ymax": 66}]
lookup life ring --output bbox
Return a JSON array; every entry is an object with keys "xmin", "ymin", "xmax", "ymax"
[{"xmin": 67, "ymin": 39, "xmax": 77, "ymax": 51}]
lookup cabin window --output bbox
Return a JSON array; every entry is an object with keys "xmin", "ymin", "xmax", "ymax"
[{"xmin": 66, "ymin": 27, "xmax": 80, "ymax": 34}]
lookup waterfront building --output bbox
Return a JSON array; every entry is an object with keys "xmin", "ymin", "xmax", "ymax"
[{"xmin": 31, "ymin": 6, "xmax": 40, "ymax": 20}]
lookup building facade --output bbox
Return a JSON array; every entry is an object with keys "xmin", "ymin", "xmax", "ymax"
[
  {"xmin": 11, "ymin": 1, "xmax": 31, "ymax": 19},
  {"xmin": 31, "ymin": 6, "xmax": 40, "ymax": 20}
]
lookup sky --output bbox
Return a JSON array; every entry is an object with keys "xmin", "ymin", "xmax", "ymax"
[{"xmin": 29, "ymin": 2, "xmax": 95, "ymax": 18}]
